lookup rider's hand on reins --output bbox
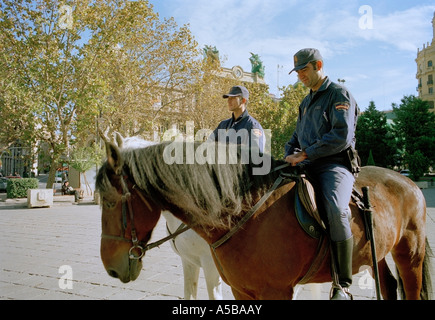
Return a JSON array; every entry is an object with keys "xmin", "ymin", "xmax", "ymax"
[{"xmin": 285, "ymin": 150, "xmax": 308, "ymax": 166}]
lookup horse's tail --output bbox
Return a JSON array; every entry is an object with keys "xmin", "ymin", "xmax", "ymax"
[
  {"xmin": 396, "ymin": 237, "xmax": 433, "ymax": 300},
  {"xmin": 420, "ymin": 238, "xmax": 433, "ymax": 300}
]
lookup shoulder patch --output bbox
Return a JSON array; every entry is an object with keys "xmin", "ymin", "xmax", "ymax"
[
  {"xmin": 334, "ymin": 102, "xmax": 350, "ymax": 111},
  {"xmin": 252, "ymin": 128, "xmax": 263, "ymax": 137}
]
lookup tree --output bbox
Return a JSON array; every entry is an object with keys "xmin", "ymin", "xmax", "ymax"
[
  {"xmin": 256, "ymin": 82, "xmax": 307, "ymax": 159},
  {"xmin": 366, "ymin": 149, "xmax": 375, "ymax": 166},
  {"xmin": 181, "ymin": 47, "xmax": 233, "ymax": 135},
  {"xmin": 0, "ymin": 2, "xmax": 40, "ymax": 154},
  {"xmin": 1, "ymin": 0, "xmax": 202, "ymax": 187},
  {"xmin": 393, "ymin": 95, "xmax": 435, "ymax": 179},
  {"xmin": 406, "ymin": 150, "xmax": 429, "ymax": 181},
  {"xmin": 356, "ymin": 101, "xmax": 398, "ymax": 168},
  {"xmin": 69, "ymin": 145, "xmax": 104, "ymax": 196},
  {"xmin": 89, "ymin": 5, "xmax": 203, "ymax": 139}
]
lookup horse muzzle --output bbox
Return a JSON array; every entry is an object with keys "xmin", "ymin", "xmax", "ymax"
[{"xmin": 106, "ymin": 257, "xmax": 142, "ymax": 283}]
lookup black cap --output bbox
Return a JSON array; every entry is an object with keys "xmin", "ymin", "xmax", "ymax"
[
  {"xmin": 223, "ymin": 86, "xmax": 249, "ymax": 100},
  {"xmin": 289, "ymin": 48, "xmax": 323, "ymax": 74}
]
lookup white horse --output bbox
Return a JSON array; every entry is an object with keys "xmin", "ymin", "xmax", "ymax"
[
  {"xmin": 162, "ymin": 211, "xmax": 223, "ymax": 300},
  {"xmin": 113, "ymin": 133, "xmax": 223, "ymax": 300}
]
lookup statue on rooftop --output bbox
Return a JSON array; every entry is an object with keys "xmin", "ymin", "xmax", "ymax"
[
  {"xmin": 249, "ymin": 52, "xmax": 265, "ymax": 78},
  {"xmin": 203, "ymin": 45, "xmax": 220, "ymax": 65}
]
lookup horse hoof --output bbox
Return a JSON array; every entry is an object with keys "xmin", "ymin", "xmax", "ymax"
[{"xmin": 330, "ymin": 288, "xmax": 353, "ymax": 300}]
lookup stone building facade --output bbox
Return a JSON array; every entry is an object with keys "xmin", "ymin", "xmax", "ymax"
[{"xmin": 416, "ymin": 12, "xmax": 435, "ymax": 111}]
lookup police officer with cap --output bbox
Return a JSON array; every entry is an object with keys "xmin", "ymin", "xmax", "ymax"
[
  {"xmin": 210, "ymin": 85, "xmax": 265, "ymax": 153},
  {"xmin": 284, "ymin": 48, "xmax": 360, "ymax": 300}
]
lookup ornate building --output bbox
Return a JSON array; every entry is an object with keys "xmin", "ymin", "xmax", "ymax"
[
  {"xmin": 219, "ymin": 65, "xmax": 266, "ymax": 85},
  {"xmin": 416, "ymin": 12, "xmax": 435, "ymax": 111},
  {"xmin": 217, "ymin": 52, "xmax": 266, "ymax": 85}
]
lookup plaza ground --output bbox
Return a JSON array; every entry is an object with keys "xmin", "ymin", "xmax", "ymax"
[{"xmin": 0, "ymin": 187, "xmax": 434, "ymax": 300}]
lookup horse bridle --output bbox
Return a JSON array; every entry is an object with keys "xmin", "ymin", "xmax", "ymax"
[{"xmin": 101, "ymin": 169, "xmax": 190, "ymax": 260}]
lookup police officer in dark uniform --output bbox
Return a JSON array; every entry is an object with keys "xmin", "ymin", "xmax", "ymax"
[
  {"xmin": 210, "ymin": 85, "xmax": 265, "ymax": 153},
  {"xmin": 284, "ymin": 48, "xmax": 359, "ymax": 300}
]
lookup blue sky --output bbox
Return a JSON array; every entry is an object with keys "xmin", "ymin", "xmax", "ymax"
[{"xmin": 149, "ymin": 0, "xmax": 435, "ymax": 111}]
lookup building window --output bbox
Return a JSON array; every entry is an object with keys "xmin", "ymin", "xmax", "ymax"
[
  {"xmin": 429, "ymin": 87, "xmax": 434, "ymax": 95},
  {"xmin": 428, "ymin": 74, "xmax": 434, "ymax": 85},
  {"xmin": 428, "ymin": 60, "xmax": 433, "ymax": 67}
]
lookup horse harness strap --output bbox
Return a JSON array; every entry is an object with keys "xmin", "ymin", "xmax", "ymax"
[
  {"xmin": 298, "ymin": 234, "xmax": 329, "ymax": 285},
  {"xmin": 101, "ymin": 170, "xmax": 191, "ymax": 260},
  {"xmin": 210, "ymin": 173, "xmax": 286, "ymax": 250},
  {"xmin": 208, "ymin": 167, "xmax": 334, "ymax": 286},
  {"xmin": 117, "ymin": 172, "xmax": 145, "ymax": 260},
  {"xmin": 166, "ymin": 222, "xmax": 189, "ymax": 254},
  {"xmin": 210, "ymin": 165, "xmax": 318, "ymax": 250}
]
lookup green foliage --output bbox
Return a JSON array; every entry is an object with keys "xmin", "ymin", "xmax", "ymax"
[
  {"xmin": 393, "ymin": 95, "xmax": 435, "ymax": 180},
  {"xmin": 1, "ymin": 0, "xmax": 202, "ymax": 187},
  {"xmin": 406, "ymin": 150, "xmax": 429, "ymax": 181},
  {"xmin": 250, "ymin": 82, "xmax": 307, "ymax": 159},
  {"xmin": 366, "ymin": 149, "xmax": 375, "ymax": 166},
  {"xmin": 356, "ymin": 101, "xmax": 398, "ymax": 168},
  {"xmin": 6, "ymin": 178, "xmax": 38, "ymax": 199},
  {"xmin": 70, "ymin": 145, "xmax": 104, "ymax": 173}
]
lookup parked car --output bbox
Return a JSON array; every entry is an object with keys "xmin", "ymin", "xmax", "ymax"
[
  {"xmin": 0, "ymin": 177, "xmax": 8, "ymax": 192},
  {"xmin": 55, "ymin": 172, "xmax": 62, "ymax": 183},
  {"xmin": 400, "ymin": 169, "xmax": 410, "ymax": 177}
]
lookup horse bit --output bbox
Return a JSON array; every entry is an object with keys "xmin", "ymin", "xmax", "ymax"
[{"xmin": 101, "ymin": 169, "xmax": 190, "ymax": 260}]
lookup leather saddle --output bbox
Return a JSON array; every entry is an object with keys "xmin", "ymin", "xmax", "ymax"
[
  {"xmin": 294, "ymin": 176, "xmax": 366, "ymax": 239},
  {"xmin": 295, "ymin": 177, "xmax": 326, "ymax": 239}
]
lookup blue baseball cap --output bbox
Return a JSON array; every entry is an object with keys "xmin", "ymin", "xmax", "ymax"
[
  {"xmin": 223, "ymin": 86, "xmax": 249, "ymax": 100},
  {"xmin": 289, "ymin": 48, "xmax": 323, "ymax": 74}
]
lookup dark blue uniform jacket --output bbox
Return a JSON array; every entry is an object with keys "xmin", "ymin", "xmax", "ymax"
[
  {"xmin": 210, "ymin": 109, "xmax": 265, "ymax": 153},
  {"xmin": 284, "ymin": 77, "xmax": 359, "ymax": 164}
]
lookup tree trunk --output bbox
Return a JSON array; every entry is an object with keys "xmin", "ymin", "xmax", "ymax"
[{"xmin": 46, "ymin": 160, "xmax": 57, "ymax": 189}]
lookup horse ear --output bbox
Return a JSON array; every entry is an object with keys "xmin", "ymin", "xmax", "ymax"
[
  {"xmin": 99, "ymin": 128, "xmax": 109, "ymax": 143},
  {"xmin": 106, "ymin": 141, "xmax": 123, "ymax": 175},
  {"xmin": 114, "ymin": 131, "xmax": 124, "ymax": 149}
]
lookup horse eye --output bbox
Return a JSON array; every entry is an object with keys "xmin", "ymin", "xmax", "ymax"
[{"xmin": 103, "ymin": 200, "xmax": 117, "ymax": 209}]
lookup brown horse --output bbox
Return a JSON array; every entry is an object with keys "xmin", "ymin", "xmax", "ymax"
[{"xmin": 96, "ymin": 141, "xmax": 432, "ymax": 300}]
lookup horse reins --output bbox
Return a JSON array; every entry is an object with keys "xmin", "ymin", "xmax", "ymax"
[
  {"xmin": 102, "ymin": 163, "xmax": 296, "ymax": 262},
  {"xmin": 210, "ymin": 163, "xmax": 293, "ymax": 249},
  {"xmin": 100, "ymin": 170, "xmax": 190, "ymax": 260}
]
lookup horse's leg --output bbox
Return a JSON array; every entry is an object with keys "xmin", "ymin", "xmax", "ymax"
[
  {"xmin": 378, "ymin": 257, "xmax": 397, "ymax": 300},
  {"xmin": 392, "ymin": 232, "xmax": 426, "ymax": 300},
  {"xmin": 201, "ymin": 257, "xmax": 223, "ymax": 300},
  {"xmin": 182, "ymin": 258, "xmax": 200, "ymax": 300}
]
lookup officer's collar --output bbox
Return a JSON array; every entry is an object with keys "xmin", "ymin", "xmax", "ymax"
[
  {"xmin": 232, "ymin": 109, "xmax": 249, "ymax": 123},
  {"xmin": 310, "ymin": 76, "xmax": 331, "ymax": 96}
]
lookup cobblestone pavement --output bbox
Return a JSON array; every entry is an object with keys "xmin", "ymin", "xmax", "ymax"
[{"xmin": 0, "ymin": 187, "xmax": 434, "ymax": 300}]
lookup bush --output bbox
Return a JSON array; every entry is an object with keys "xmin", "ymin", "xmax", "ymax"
[
  {"xmin": 406, "ymin": 150, "xmax": 429, "ymax": 181},
  {"xmin": 6, "ymin": 178, "xmax": 39, "ymax": 198}
]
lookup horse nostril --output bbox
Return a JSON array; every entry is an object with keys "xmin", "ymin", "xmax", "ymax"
[{"xmin": 108, "ymin": 269, "xmax": 118, "ymax": 278}]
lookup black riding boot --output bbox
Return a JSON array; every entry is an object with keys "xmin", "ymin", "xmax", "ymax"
[{"xmin": 330, "ymin": 236, "xmax": 353, "ymax": 300}]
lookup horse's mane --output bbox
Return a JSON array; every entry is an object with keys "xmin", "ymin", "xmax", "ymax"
[{"xmin": 96, "ymin": 140, "xmax": 287, "ymax": 230}]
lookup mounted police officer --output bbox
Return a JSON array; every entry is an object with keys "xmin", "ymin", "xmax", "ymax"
[
  {"xmin": 210, "ymin": 85, "xmax": 265, "ymax": 153},
  {"xmin": 284, "ymin": 48, "xmax": 360, "ymax": 300}
]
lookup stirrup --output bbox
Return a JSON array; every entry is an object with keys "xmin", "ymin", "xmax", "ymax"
[{"xmin": 329, "ymin": 285, "xmax": 353, "ymax": 300}]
